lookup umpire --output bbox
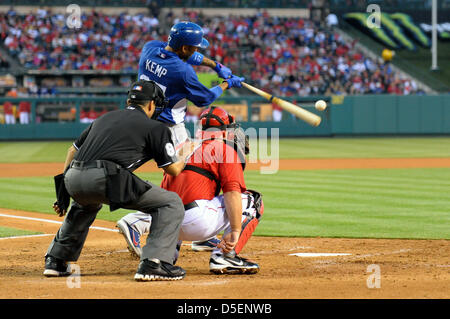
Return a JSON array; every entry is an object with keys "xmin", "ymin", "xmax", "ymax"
[{"xmin": 44, "ymin": 80, "xmax": 190, "ymax": 281}]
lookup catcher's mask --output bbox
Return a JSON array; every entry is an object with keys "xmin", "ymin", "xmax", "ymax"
[{"xmin": 197, "ymin": 106, "xmax": 249, "ymax": 155}]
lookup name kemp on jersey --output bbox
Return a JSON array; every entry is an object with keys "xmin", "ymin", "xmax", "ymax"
[{"xmin": 145, "ymin": 59, "xmax": 168, "ymax": 78}]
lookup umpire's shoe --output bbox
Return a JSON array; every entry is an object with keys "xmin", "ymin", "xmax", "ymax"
[
  {"xmin": 209, "ymin": 253, "xmax": 259, "ymax": 275},
  {"xmin": 43, "ymin": 255, "xmax": 71, "ymax": 277},
  {"xmin": 134, "ymin": 259, "xmax": 186, "ymax": 281}
]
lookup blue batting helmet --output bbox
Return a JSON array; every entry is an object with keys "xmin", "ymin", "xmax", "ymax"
[{"xmin": 167, "ymin": 21, "xmax": 209, "ymax": 50}]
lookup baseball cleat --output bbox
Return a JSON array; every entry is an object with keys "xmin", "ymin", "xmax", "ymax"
[
  {"xmin": 209, "ymin": 253, "xmax": 259, "ymax": 275},
  {"xmin": 43, "ymin": 256, "xmax": 71, "ymax": 277},
  {"xmin": 117, "ymin": 219, "xmax": 142, "ymax": 258},
  {"xmin": 134, "ymin": 259, "xmax": 186, "ymax": 281},
  {"xmin": 191, "ymin": 236, "xmax": 221, "ymax": 252}
]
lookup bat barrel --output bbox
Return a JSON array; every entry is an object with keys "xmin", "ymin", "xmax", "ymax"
[{"xmin": 242, "ymin": 82, "xmax": 322, "ymax": 127}]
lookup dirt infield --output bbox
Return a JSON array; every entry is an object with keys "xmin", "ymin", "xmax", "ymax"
[
  {"xmin": 0, "ymin": 158, "xmax": 449, "ymax": 299},
  {"xmin": 0, "ymin": 209, "xmax": 449, "ymax": 299}
]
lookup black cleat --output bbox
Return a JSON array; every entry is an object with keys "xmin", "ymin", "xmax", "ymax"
[
  {"xmin": 43, "ymin": 255, "xmax": 71, "ymax": 277},
  {"xmin": 134, "ymin": 259, "xmax": 186, "ymax": 281}
]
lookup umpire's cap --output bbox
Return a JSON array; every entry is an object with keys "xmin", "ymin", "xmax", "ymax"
[
  {"xmin": 168, "ymin": 21, "xmax": 209, "ymax": 50},
  {"xmin": 127, "ymin": 80, "xmax": 167, "ymax": 107}
]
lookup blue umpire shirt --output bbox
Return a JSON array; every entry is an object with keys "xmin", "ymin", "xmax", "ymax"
[{"xmin": 138, "ymin": 40, "xmax": 223, "ymax": 124}]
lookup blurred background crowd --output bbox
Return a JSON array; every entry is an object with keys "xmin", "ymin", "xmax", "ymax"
[{"xmin": 0, "ymin": 7, "xmax": 423, "ymax": 98}]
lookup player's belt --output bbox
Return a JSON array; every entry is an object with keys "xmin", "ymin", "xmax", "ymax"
[
  {"xmin": 184, "ymin": 201, "xmax": 198, "ymax": 211},
  {"xmin": 70, "ymin": 160, "xmax": 121, "ymax": 170}
]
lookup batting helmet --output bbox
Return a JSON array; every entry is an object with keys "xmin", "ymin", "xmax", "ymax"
[{"xmin": 168, "ymin": 21, "xmax": 209, "ymax": 50}]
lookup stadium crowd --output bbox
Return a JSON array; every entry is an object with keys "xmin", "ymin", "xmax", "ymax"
[
  {"xmin": 178, "ymin": 10, "xmax": 422, "ymax": 96},
  {"xmin": 0, "ymin": 7, "xmax": 423, "ymax": 98},
  {"xmin": 0, "ymin": 8, "xmax": 159, "ymax": 71}
]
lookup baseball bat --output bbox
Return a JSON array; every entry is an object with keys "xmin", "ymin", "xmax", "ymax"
[{"xmin": 242, "ymin": 82, "xmax": 321, "ymax": 127}]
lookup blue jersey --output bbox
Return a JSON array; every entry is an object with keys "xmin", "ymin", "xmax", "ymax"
[{"xmin": 138, "ymin": 41, "xmax": 222, "ymax": 124}]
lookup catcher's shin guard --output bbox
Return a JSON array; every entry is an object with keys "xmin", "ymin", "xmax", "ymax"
[{"xmin": 234, "ymin": 190, "xmax": 264, "ymax": 255}]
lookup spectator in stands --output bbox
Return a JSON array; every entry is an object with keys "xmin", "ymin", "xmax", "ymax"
[
  {"xmin": 18, "ymin": 100, "xmax": 31, "ymax": 124},
  {"xmin": 326, "ymin": 12, "xmax": 339, "ymax": 29},
  {"xmin": 6, "ymin": 88, "xmax": 17, "ymax": 98},
  {"xmin": 80, "ymin": 108, "xmax": 90, "ymax": 123},
  {"xmin": 0, "ymin": 55, "xmax": 10, "ymax": 69},
  {"xmin": 272, "ymin": 101, "xmax": 283, "ymax": 122},
  {"xmin": 3, "ymin": 101, "xmax": 15, "ymax": 124},
  {"xmin": 87, "ymin": 107, "xmax": 98, "ymax": 123}
]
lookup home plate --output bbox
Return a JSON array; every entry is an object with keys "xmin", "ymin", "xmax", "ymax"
[{"xmin": 289, "ymin": 253, "xmax": 352, "ymax": 257}]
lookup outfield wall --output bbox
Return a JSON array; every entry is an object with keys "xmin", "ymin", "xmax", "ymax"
[{"xmin": 0, "ymin": 95, "xmax": 449, "ymax": 140}]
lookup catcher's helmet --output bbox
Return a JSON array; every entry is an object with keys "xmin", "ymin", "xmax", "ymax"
[
  {"xmin": 168, "ymin": 21, "xmax": 209, "ymax": 50},
  {"xmin": 198, "ymin": 106, "xmax": 249, "ymax": 157},
  {"xmin": 199, "ymin": 106, "xmax": 236, "ymax": 130}
]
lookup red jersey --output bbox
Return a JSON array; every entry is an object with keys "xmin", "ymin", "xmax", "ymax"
[
  {"xmin": 19, "ymin": 101, "xmax": 31, "ymax": 113},
  {"xmin": 88, "ymin": 110, "xmax": 98, "ymax": 120},
  {"xmin": 161, "ymin": 139, "xmax": 246, "ymax": 205},
  {"xmin": 80, "ymin": 110, "xmax": 88, "ymax": 120},
  {"xmin": 3, "ymin": 101, "xmax": 13, "ymax": 115},
  {"xmin": 272, "ymin": 101, "xmax": 283, "ymax": 111}
]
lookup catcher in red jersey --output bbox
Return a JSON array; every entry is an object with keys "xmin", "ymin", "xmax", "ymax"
[{"xmin": 117, "ymin": 106, "xmax": 264, "ymax": 274}]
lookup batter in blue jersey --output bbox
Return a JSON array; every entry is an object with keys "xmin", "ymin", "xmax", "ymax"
[{"xmin": 137, "ymin": 21, "xmax": 245, "ymax": 146}]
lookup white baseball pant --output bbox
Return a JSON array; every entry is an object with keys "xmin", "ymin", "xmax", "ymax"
[{"xmin": 120, "ymin": 193, "xmax": 257, "ymax": 250}]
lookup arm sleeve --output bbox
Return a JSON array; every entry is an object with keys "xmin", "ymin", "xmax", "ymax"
[
  {"xmin": 73, "ymin": 123, "xmax": 92, "ymax": 150},
  {"xmin": 184, "ymin": 66, "xmax": 223, "ymax": 107},
  {"xmin": 150, "ymin": 125, "xmax": 178, "ymax": 168}
]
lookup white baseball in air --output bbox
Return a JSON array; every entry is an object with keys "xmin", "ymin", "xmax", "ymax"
[{"xmin": 315, "ymin": 100, "xmax": 327, "ymax": 111}]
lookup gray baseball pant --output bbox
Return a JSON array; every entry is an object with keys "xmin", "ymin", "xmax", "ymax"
[{"xmin": 46, "ymin": 167, "xmax": 184, "ymax": 264}]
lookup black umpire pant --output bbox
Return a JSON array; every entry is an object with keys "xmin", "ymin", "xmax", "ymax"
[{"xmin": 46, "ymin": 165, "xmax": 184, "ymax": 264}]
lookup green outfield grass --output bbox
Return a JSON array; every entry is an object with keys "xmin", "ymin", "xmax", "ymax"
[
  {"xmin": 0, "ymin": 138, "xmax": 449, "ymax": 239},
  {"xmin": 0, "ymin": 169, "xmax": 449, "ymax": 239},
  {"xmin": 245, "ymin": 168, "xmax": 450, "ymax": 239},
  {"xmin": 1, "ymin": 137, "xmax": 450, "ymax": 163},
  {"xmin": 0, "ymin": 226, "xmax": 42, "ymax": 238},
  {"xmin": 271, "ymin": 137, "xmax": 450, "ymax": 159}
]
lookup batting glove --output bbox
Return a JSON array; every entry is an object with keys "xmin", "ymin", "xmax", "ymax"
[
  {"xmin": 214, "ymin": 62, "xmax": 232, "ymax": 79},
  {"xmin": 225, "ymin": 75, "xmax": 245, "ymax": 89},
  {"xmin": 186, "ymin": 52, "xmax": 204, "ymax": 66}
]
